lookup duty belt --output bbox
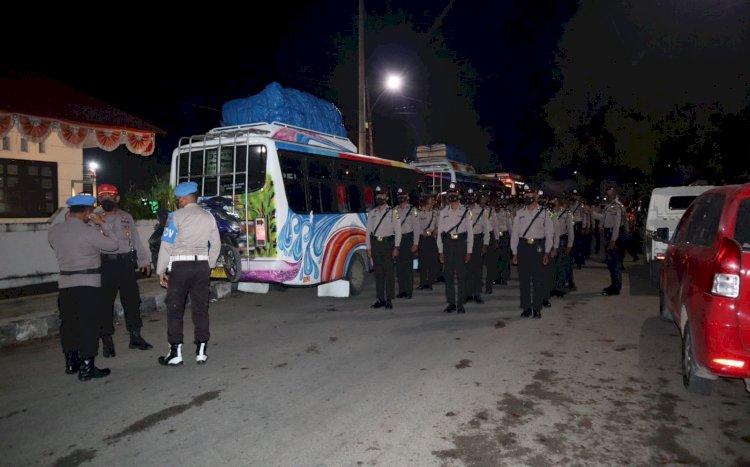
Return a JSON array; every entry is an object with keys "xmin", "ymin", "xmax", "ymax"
[
  {"xmin": 442, "ymin": 232, "xmax": 467, "ymax": 240},
  {"xmin": 101, "ymin": 253, "xmax": 132, "ymax": 260},
  {"xmin": 59, "ymin": 268, "xmax": 101, "ymax": 275},
  {"xmin": 171, "ymin": 255, "xmax": 209, "ymax": 261},
  {"xmin": 520, "ymin": 237, "xmax": 545, "ymax": 245},
  {"xmin": 370, "ymin": 235, "xmax": 394, "ymax": 242}
]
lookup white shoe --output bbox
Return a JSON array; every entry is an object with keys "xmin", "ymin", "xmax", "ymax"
[
  {"xmin": 196, "ymin": 342, "xmax": 208, "ymax": 364},
  {"xmin": 158, "ymin": 343, "xmax": 183, "ymax": 366}
]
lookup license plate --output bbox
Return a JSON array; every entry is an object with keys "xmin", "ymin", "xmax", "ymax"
[{"xmin": 211, "ymin": 268, "xmax": 227, "ymax": 279}]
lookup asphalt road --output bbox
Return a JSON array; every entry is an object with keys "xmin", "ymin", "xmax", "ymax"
[{"xmin": 1, "ymin": 258, "xmax": 749, "ymax": 467}]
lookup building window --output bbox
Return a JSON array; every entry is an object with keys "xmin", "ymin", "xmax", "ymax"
[
  {"xmin": 1, "ymin": 137, "xmax": 9, "ymax": 151},
  {"xmin": 38, "ymin": 141, "xmax": 45, "ymax": 153},
  {"xmin": 20, "ymin": 138, "xmax": 28, "ymax": 153},
  {"xmin": 0, "ymin": 159, "xmax": 58, "ymax": 218}
]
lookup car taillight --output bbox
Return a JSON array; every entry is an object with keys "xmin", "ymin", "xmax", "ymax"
[{"xmin": 711, "ymin": 238, "xmax": 741, "ymax": 298}]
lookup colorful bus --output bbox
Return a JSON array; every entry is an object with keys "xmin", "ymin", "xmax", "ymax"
[{"xmin": 169, "ymin": 121, "xmax": 423, "ymax": 296}]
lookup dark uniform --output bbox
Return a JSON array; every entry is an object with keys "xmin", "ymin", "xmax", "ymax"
[
  {"xmin": 395, "ymin": 188, "xmax": 419, "ymax": 299},
  {"xmin": 156, "ymin": 181, "xmax": 221, "ymax": 366},
  {"xmin": 465, "ymin": 190, "xmax": 490, "ymax": 303},
  {"xmin": 491, "ymin": 199, "xmax": 513, "ymax": 288},
  {"xmin": 511, "ymin": 187, "xmax": 554, "ymax": 318},
  {"xmin": 416, "ymin": 193, "xmax": 439, "ymax": 289},
  {"xmin": 95, "ymin": 183, "xmax": 153, "ymax": 357},
  {"xmin": 48, "ymin": 194, "xmax": 119, "ymax": 381},
  {"xmin": 602, "ymin": 188, "xmax": 624, "ymax": 295},
  {"xmin": 437, "ymin": 184, "xmax": 473, "ymax": 313},
  {"xmin": 366, "ymin": 186, "xmax": 402, "ymax": 309}
]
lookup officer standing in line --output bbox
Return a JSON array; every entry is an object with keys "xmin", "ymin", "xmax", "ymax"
[
  {"xmin": 464, "ymin": 188, "xmax": 490, "ymax": 304},
  {"xmin": 601, "ymin": 185, "xmax": 624, "ymax": 296},
  {"xmin": 395, "ymin": 188, "xmax": 419, "ymax": 299},
  {"xmin": 416, "ymin": 192, "xmax": 439, "ymax": 290},
  {"xmin": 49, "ymin": 194, "xmax": 119, "ymax": 381},
  {"xmin": 582, "ymin": 200, "xmax": 594, "ymax": 262},
  {"xmin": 365, "ymin": 186, "xmax": 401, "ymax": 309},
  {"xmin": 95, "ymin": 183, "xmax": 153, "ymax": 358},
  {"xmin": 540, "ymin": 193, "xmax": 556, "ymax": 309},
  {"xmin": 511, "ymin": 186, "xmax": 554, "ymax": 319},
  {"xmin": 491, "ymin": 196, "xmax": 514, "ymax": 288},
  {"xmin": 437, "ymin": 183, "xmax": 473, "ymax": 314},
  {"xmin": 551, "ymin": 196, "xmax": 575, "ymax": 295},
  {"xmin": 156, "ymin": 181, "xmax": 221, "ymax": 366},
  {"xmin": 569, "ymin": 190, "xmax": 586, "ymax": 269}
]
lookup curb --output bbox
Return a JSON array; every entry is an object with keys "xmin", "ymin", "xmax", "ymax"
[{"xmin": 0, "ymin": 281, "xmax": 236, "ymax": 349}]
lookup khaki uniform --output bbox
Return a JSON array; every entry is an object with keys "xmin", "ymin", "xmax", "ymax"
[
  {"xmin": 395, "ymin": 204, "xmax": 419, "ymax": 297},
  {"xmin": 511, "ymin": 206, "xmax": 554, "ymax": 312},
  {"xmin": 366, "ymin": 206, "xmax": 402, "ymax": 303},
  {"xmin": 602, "ymin": 200, "xmax": 624, "ymax": 292},
  {"xmin": 466, "ymin": 205, "xmax": 491, "ymax": 300},
  {"xmin": 417, "ymin": 206, "xmax": 439, "ymax": 287},
  {"xmin": 437, "ymin": 204, "xmax": 473, "ymax": 308}
]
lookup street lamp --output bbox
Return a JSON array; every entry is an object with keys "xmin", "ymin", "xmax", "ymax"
[
  {"xmin": 367, "ymin": 72, "xmax": 403, "ymax": 156},
  {"xmin": 88, "ymin": 161, "xmax": 99, "ymax": 197}
]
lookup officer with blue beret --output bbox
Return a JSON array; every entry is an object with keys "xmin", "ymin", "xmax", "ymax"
[
  {"xmin": 156, "ymin": 181, "xmax": 221, "ymax": 366},
  {"xmin": 48, "ymin": 194, "xmax": 119, "ymax": 380}
]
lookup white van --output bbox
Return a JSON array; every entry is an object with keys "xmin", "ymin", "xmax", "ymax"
[{"xmin": 643, "ymin": 185, "xmax": 715, "ymax": 282}]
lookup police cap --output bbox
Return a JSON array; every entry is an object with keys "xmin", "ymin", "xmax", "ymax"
[
  {"xmin": 97, "ymin": 184, "xmax": 119, "ymax": 197},
  {"xmin": 66, "ymin": 194, "xmax": 97, "ymax": 207},
  {"xmin": 174, "ymin": 181, "xmax": 199, "ymax": 197},
  {"xmin": 446, "ymin": 183, "xmax": 460, "ymax": 194}
]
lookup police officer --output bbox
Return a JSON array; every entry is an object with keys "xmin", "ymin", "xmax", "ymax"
[
  {"xmin": 511, "ymin": 186, "xmax": 554, "ymax": 319},
  {"xmin": 601, "ymin": 185, "xmax": 624, "ymax": 296},
  {"xmin": 437, "ymin": 183, "xmax": 473, "ymax": 313},
  {"xmin": 491, "ymin": 196, "xmax": 514, "ymax": 288},
  {"xmin": 569, "ymin": 190, "xmax": 586, "ymax": 269},
  {"xmin": 552, "ymin": 197, "xmax": 575, "ymax": 295},
  {"xmin": 95, "ymin": 183, "xmax": 153, "ymax": 357},
  {"xmin": 366, "ymin": 186, "xmax": 401, "ymax": 309},
  {"xmin": 464, "ymin": 188, "xmax": 490, "ymax": 304},
  {"xmin": 416, "ymin": 193, "xmax": 439, "ymax": 290},
  {"xmin": 49, "ymin": 194, "xmax": 119, "ymax": 381},
  {"xmin": 156, "ymin": 181, "xmax": 221, "ymax": 366},
  {"xmin": 395, "ymin": 187, "xmax": 419, "ymax": 299}
]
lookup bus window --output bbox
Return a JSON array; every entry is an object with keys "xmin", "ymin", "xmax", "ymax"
[
  {"xmin": 364, "ymin": 186, "xmax": 374, "ymax": 208},
  {"xmin": 336, "ymin": 184, "xmax": 349, "ymax": 212},
  {"xmin": 308, "ymin": 157, "xmax": 337, "ymax": 213},
  {"xmin": 279, "ymin": 153, "xmax": 307, "ymax": 213},
  {"xmin": 246, "ymin": 145, "xmax": 266, "ymax": 191}
]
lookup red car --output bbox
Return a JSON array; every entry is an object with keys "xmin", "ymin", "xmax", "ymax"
[{"xmin": 659, "ymin": 183, "xmax": 750, "ymax": 395}]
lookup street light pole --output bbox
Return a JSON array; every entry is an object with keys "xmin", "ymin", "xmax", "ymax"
[{"xmin": 358, "ymin": 0, "xmax": 367, "ymax": 154}]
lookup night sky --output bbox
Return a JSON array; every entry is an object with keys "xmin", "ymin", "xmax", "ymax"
[{"xmin": 4, "ymin": 0, "xmax": 749, "ymax": 190}]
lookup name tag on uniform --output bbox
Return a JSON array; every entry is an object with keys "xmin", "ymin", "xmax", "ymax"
[
  {"xmin": 527, "ymin": 238, "xmax": 535, "ymax": 245},
  {"xmin": 377, "ymin": 236, "xmax": 383, "ymax": 242},
  {"xmin": 451, "ymin": 234, "xmax": 458, "ymax": 240}
]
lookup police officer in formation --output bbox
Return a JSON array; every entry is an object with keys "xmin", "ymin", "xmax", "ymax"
[
  {"xmin": 551, "ymin": 196, "xmax": 574, "ymax": 296},
  {"xmin": 437, "ymin": 183, "xmax": 473, "ymax": 313},
  {"xmin": 395, "ymin": 188, "xmax": 419, "ymax": 299},
  {"xmin": 510, "ymin": 186, "xmax": 554, "ymax": 319},
  {"xmin": 491, "ymin": 196, "xmax": 514, "ymax": 288},
  {"xmin": 601, "ymin": 185, "xmax": 624, "ymax": 296},
  {"xmin": 365, "ymin": 186, "xmax": 401, "ymax": 309},
  {"xmin": 156, "ymin": 181, "xmax": 221, "ymax": 366},
  {"xmin": 48, "ymin": 194, "xmax": 119, "ymax": 381},
  {"xmin": 464, "ymin": 188, "xmax": 490, "ymax": 304},
  {"xmin": 95, "ymin": 183, "xmax": 153, "ymax": 358},
  {"xmin": 569, "ymin": 190, "xmax": 586, "ymax": 270},
  {"xmin": 416, "ymin": 193, "xmax": 439, "ymax": 290}
]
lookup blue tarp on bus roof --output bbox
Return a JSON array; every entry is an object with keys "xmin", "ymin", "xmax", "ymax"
[{"xmin": 221, "ymin": 82, "xmax": 347, "ymax": 137}]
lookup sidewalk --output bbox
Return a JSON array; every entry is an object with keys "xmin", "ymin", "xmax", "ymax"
[{"xmin": 0, "ymin": 277, "xmax": 235, "ymax": 349}]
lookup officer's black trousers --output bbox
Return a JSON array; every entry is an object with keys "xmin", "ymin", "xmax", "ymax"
[
  {"xmin": 573, "ymin": 223, "xmax": 585, "ymax": 266},
  {"xmin": 484, "ymin": 237, "xmax": 500, "ymax": 292},
  {"xmin": 100, "ymin": 256, "xmax": 143, "ymax": 335},
  {"xmin": 443, "ymin": 235, "xmax": 467, "ymax": 305},
  {"xmin": 466, "ymin": 234, "xmax": 484, "ymax": 297},
  {"xmin": 396, "ymin": 233, "xmax": 414, "ymax": 296},
  {"xmin": 418, "ymin": 235, "xmax": 439, "ymax": 286},
  {"xmin": 496, "ymin": 233, "xmax": 511, "ymax": 283},
  {"xmin": 165, "ymin": 261, "xmax": 211, "ymax": 344},
  {"xmin": 517, "ymin": 240, "xmax": 546, "ymax": 311},
  {"xmin": 371, "ymin": 237, "xmax": 395, "ymax": 301},
  {"xmin": 59, "ymin": 286, "xmax": 102, "ymax": 359}
]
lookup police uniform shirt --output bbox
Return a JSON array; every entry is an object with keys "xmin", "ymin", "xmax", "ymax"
[
  {"xmin": 418, "ymin": 206, "xmax": 438, "ymax": 237},
  {"xmin": 602, "ymin": 200, "xmax": 624, "ymax": 243},
  {"xmin": 365, "ymin": 205, "xmax": 402, "ymax": 250},
  {"xmin": 582, "ymin": 206, "xmax": 593, "ymax": 230},
  {"xmin": 570, "ymin": 201, "xmax": 584, "ymax": 224},
  {"xmin": 492, "ymin": 207, "xmax": 513, "ymax": 237},
  {"xmin": 556, "ymin": 209, "xmax": 575, "ymax": 245},
  {"xmin": 436, "ymin": 204, "xmax": 474, "ymax": 254},
  {"xmin": 49, "ymin": 217, "xmax": 119, "ymax": 288},
  {"xmin": 510, "ymin": 206, "xmax": 555, "ymax": 255},
  {"xmin": 95, "ymin": 207, "xmax": 151, "ymax": 268},
  {"xmin": 156, "ymin": 202, "xmax": 222, "ymax": 275},
  {"xmin": 396, "ymin": 204, "xmax": 420, "ymax": 247},
  {"xmin": 469, "ymin": 205, "xmax": 491, "ymax": 246}
]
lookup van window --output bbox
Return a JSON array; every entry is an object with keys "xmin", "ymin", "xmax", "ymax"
[
  {"xmin": 735, "ymin": 198, "xmax": 750, "ymax": 249},
  {"xmin": 668, "ymin": 196, "xmax": 698, "ymax": 210}
]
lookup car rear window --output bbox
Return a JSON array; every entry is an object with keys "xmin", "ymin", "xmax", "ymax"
[
  {"xmin": 735, "ymin": 198, "xmax": 750, "ymax": 249},
  {"xmin": 686, "ymin": 193, "xmax": 724, "ymax": 246},
  {"xmin": 668, "ymin": 196, "xmax": 698, "ymax": 210}
]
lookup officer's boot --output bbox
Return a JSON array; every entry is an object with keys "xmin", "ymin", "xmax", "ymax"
[
  {"xmin": 78, "ymin": 357, "xmax": 111, "ymax": 381},
  {"xmin": 158, "ymin": 343, "xmax": 183, "ymax": 366},
  {"xmin": 533, "ymin": 308, "xmax": 542, "ymax": 319},
  {"xmin": 101, "ymin": 335, "xmax": 116, "ymax": 358},
  {"xmin": 196, "ymin": 342, "xmax": 208, "ymax": 364},
  {"xmin": 129, "ymin": 330, "xmax": 153, "ymax": 350},
  {"xmin": 64, "ymin": 350, "xmax": 81, "ymax": 375}
]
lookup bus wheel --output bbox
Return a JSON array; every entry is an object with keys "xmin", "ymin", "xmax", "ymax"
[
  {"xmin": 221, "ymin": 245, "xmax": 241, "ymax": 283},
  {"xmin": 346, "ymin": 254, "xmax": 366, "ymax": 296}
]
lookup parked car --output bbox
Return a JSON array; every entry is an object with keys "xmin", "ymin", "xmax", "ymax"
[
  {"xmin": 659, "ymin": 183, "xmax": 750, "ymax": 395},
  {"xmin": 644, "ymin": 185, "xmax": 715, "ymax": 284}
]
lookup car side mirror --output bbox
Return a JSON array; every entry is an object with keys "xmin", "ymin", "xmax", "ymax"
[{"xmin": 654, "ymin": 227, "xmax": 670, "ymax": 242}]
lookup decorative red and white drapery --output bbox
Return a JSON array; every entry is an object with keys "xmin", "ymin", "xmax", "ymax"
[{"xmin": 0, "ymin": 112, "xmax": 156, "ymax": 156}]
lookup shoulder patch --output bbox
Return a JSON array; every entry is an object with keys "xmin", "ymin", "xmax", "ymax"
[{"xmin": 161, "ymin": 212, "xmax": 177, "ymax": 244}]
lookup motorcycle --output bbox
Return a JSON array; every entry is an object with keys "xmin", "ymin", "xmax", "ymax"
[{"xmin": 199, "ymin": 196, "xmax": 243, "ymax": 282}]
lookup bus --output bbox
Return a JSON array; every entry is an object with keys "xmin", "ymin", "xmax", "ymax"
[{"xmin": 170, "ymin": 121, "xmax": 424, "ymax": 297}]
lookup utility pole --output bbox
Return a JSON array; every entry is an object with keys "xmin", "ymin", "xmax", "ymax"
[{"xmin": 358, "ymin": 0, "xmax": 367, "ymax": 154}]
